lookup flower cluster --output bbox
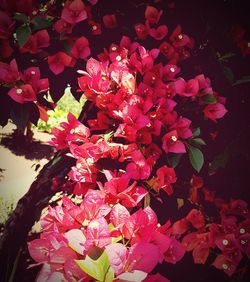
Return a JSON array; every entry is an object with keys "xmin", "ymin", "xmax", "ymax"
[
  {"xmin": 172, "ymin": 196, "xmax": 250, "ymax": 277},
  {"xmin": 0, "ymin": 59, "xmax": 49, "ymax": 106},
  {"xmin": 28, "ymin": 190, "xmax": 184, "ymax": 281}
]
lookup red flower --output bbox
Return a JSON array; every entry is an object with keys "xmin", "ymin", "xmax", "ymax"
[
  {"xmin": 174, "ymin": 78, "xmax": 199, "ymax": 97},
  {"xmin": 149, "ymin": 25, "xmax": 168, "ymax": 41},
  {"xmin": 103, "ymin": 14, "xmax": 117, "ymax": 29},
  {"xmin": 20, "ymin": 30, "xmax": 50, "ymax": 54},
  {"xmin": 0, "ymin": 59, "xmax": 20, "ymax": 83},
  {"xmin": 0, "ymin": 11, "xmax": 14, "ymax": 39},
  {"xmin": 90, "ymin": 22, "xmax": 102, "ymax": 35},
  {"xmin": 145, "ymin": 6, "xmax": 163, "ymax": 24},
  {"xmin": 159, "ymin": 41, "xmax": 179, "ymax": 63},
  {"xmin": 8, "ymin": 84, "xmax": 36, "ymax": 103},
  {"xmin": 186, "ymin": 209, "xmax": 205, "ymax": 229},
  {"xmin": 71, "ymin": 36, "xmax": 90, "ymax": 59},
  {"xmin": 170, "ymin": 25, "xmax": 191, "ymax": 48},
  {"xmin": 0, "ymin": 40, "xmax": 13, "ymax": 59},
  {"xmin": 237, "ymin": 39, "xmax": 250, "ymax": 56},
  {"xmin": 61, "ymin": 0, "xmax": 87, "ymax": 24},
  {"xmin": 203, "ymin": 103, "xmax": 228, "ymax": 122},
  {"xmin": 212, "ymin": 254, "xmax": 239, "ymax": 276},
  {"xmin": 54, "ymin": 19, "xmax": 74, "ymax": 34},
  {"xmin": 189, "ymin": 174, "xmax": 204, "ymax": 203},
  {"xmin": 134, "ymin": 23, "xmax": 148, "ymax": 40},
  {"xmin": 154, "ymin": 165, "xmax": 177, "ymax": 195},
  {"xmin": 170, "ymin": 117, "xmax": 192, "ymax": 139},
  {"xmin": 162, "ymin": 130, "xmax": 186, "ymax": 154},
  {"xmin": 162, "ymin": 64, "xmax": 180, "ymax": 81},
  {"xmin": 48, "ymin": 51, "xmax": 72, "ymax": 75}
]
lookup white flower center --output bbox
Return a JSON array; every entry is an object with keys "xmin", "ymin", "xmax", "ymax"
[
  {"xmin": 171, "ymin": 136, "xmax": 177, "ymax": 142},
  {"xmin": 240, "ymin": 228, "xmax": 246, "ymax": 234},
  {"xmin": 222, "ymin": 239, "xmax": 229, "ymax": 246},
  {"xmin": 16, "ymin": 89, "xmax": 22, "ymax": 94},
  {"xmin": 116, "ymin": 55, "xmax": 121, "ymax": 61},
  {"xmin": 170, "ymin": 67, "xmax": 175, "ymax": 73},
  {"xmin": 222, "ymin": 263, "xmax": 228, "ymax": 270},
  {"xmin": 31, "ymin": 71, "xmax": 36, "ymax": 75}
]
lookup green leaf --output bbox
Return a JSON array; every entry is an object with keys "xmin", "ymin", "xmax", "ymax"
[
  {"xmin": 222, "ymin": 65, "xmax": 234, "ymax": 84},
  {"xmin": 167, "ymin": 153, "xmax": 182, "ymax": 168},
  {"xmin": 233, "ymin": 75, "xmax": 250, "ymax": 86},
  {"xmin": 13, "ymin": 13, "xmax": 28, "ymax": 23},
  {"xmin": 76, "ymin": 250, "xmax": 113, "ymax": 282},
  {"xmin": 16, "ymin": 24, "xmax": 31, "ymax": 46},
  {"xmin": 192, "ymin": 127, "xmax": 200, "ymax": 138},
  {"xmin": 188, "ymin": 145, "xmax": 204, "ymax": 172},
  {"xmin": 192, "ymin": 138, "xmax": 206, "ymax": 146},
  {"xmin": 32, "ymin": 16, "xmax": 52, "ymax": 31},
  {"xmin": 203, "ymin": 94, "xmax": 217, "ymax": 104},
  {"xmin": 219, "ymin": 52, "xmax": 236, "ymax": 62}
]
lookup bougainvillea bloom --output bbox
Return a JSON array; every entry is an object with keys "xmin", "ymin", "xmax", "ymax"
[
  {"xmin": 8, "ymin": 84, "xmax": 36, "ymax": 103},
  {"xmin": 103, "ymin": 14, "xmax": 117, "ymax": 28},
  {"xmin": 71, "ymin": 36, "xmax": 90, "ymax": 59},
  {"xmin": 48, "ymin": 51, "xmax": 72, "ymax": 75},
  {"xmin": 174, "ymin": 78, "xmax": 199, "ymax": 97},
  {"xmin": 149, "ymin": 25, "xmax": 168, "ymax": 41},
  {"xmin": 162, "ymin": 130, "xmax": 186, "ymax": 154},
  {"xmin": 61, "ymin": 0, "xmax": 87, "ymax": 24},
  {"xmin": 145, "ymin": 6, "xmax": 163, "ymax": 24},
  {"xmin": 203, "ymin": 103, "xmax": 228, "ymax": 122}
]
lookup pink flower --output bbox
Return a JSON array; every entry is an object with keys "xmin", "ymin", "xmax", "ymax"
[
  {"xmin": 164, "ymin": 238, "xmax": 186, "ymax": 264},
  {"xmin": 162, "ymin": 64, "xmax": 180, "ymax": 81},
  {"xmin": 170, "ymin": 117, "xmax": 192, "ymax": 139},
  {"xmin": 159, "ymin": 42, "xmax": 176, "ymax": 60},
  {"xmin": 149, "ymin": 25, "xmax": 168, "ymax": 40},
  {"xmin": 174, "ymin": 78, "xmax": 199, "ymax": 97},
  {"xmin": 126, "ymin": 242, "xmax": 160, "ymax": 273},
  {"xmin": 48, "ymin": 51, "xmax": 72, "ymax": 75},
  {"xmin": 8, "ymin": 84, "xmax": 36, "ymax": 103},
  {"xmin": 134, "ymin": 23, "xmax": 148, "ymax": 40},
  {"xmin": 61, "ymin": 0, "xmax": 87, "ymax": 24},
  {"xmin": 144, "ymin": 273, "xmax": 170, "ymax": 282},
  {"xmin": 126, "ymin": 150, "xmax": 151, "ymax": 180},
  {"xmin": 162, "ymin": 130, "xmax": 186, "ymax": 154},
  {"xmin": 203, "ymin": 103, "xmax": 228, "ymax": 122},
  {"xmin": 103, "ymin": 14, "xmax": 117, "ymax": 28},
  {"xmin": 105, "ymin": 243, "xmax": 128, "ymax": 275},
  {"xmin": 71, "ymin": 36, "xmax": 90, "ymax": 59},
  {"xmin": 145, "ymin": 6, "xmax": 163, "ymax": 24},
  {"xmin": 50, "ymin": 112, "xmax": 90, "ymax": 150},
  {"xmin": 170, "ymin": 25, "xmax": 191, "ymax": 48}
]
